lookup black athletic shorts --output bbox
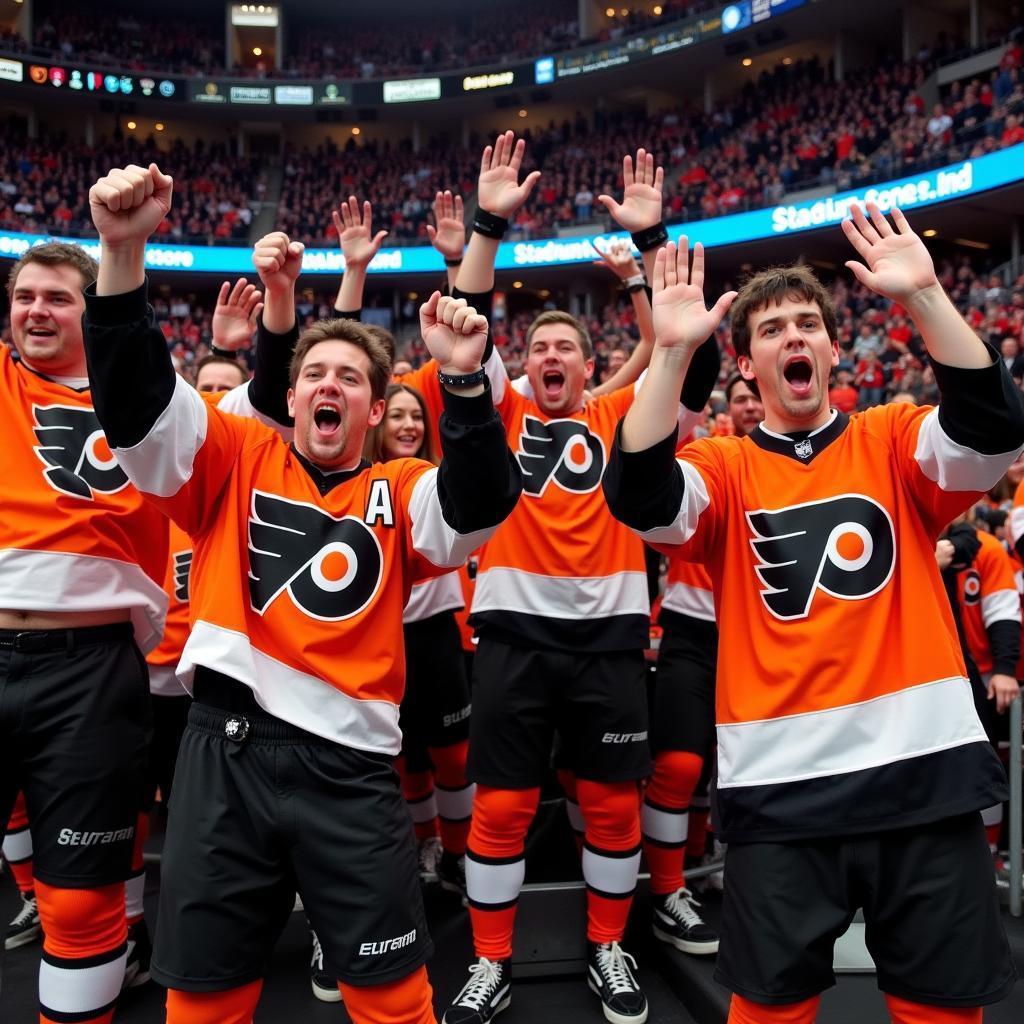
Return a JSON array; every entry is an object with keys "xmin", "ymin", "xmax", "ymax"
[
  {"xmin": 151, "ymin": 682, "xmax": 432, "ymax": 992},
  {"xmin": 467, "ymin": 637, "xmax": 651, "ymax": 788},
  {"xmin": 0, "ymin": 623, "xmax": 150, "ymax": 888},
  {"xmin": 400, "ymin": 611, "xmax": 471, "ymax": 773},
  {"xmin": 650, "ymin": 612, "xmax": 718, "ymax": 757},
  {"xmin": 715, "ymin": 812, "xmax": 1016, "ymax": 1007}
]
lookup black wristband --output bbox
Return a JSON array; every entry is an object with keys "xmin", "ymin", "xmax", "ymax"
[
  {"xmin": 631, "ymin": 221, "xmax": 669, "ymax": 253},
  {"xmin": 437, "ymin": 367, "xmax": 487, "ymax": 389},
  {"xmin": 444, "ymin": 257, "xmax": 464, "ymax": 267},
  {"xmin": 472, "ymin": 209, "xmax": 509, "ymax": 240},
  {"xmin": 210, "ymin": 344, "xmax": 239, "ymax": 358}
]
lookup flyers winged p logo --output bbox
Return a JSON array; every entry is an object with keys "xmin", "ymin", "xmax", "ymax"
[
  {"xmin": 747, "ymin": 494, "xmax": 896, "ymax": 620},
  {"xmin": 517, "ymin": 416, "xmax": 605, "ymax": 497},
  {"xmin": 248, "ymin": 491, "xmax": 383, "ymax": 621},
  {"xmin": 32, "ymin": 405, "xmax": 129, "ymax": 500},
  {"xmin": 173, "ymin": 550, "xmax": 193, "ymax": 602}
]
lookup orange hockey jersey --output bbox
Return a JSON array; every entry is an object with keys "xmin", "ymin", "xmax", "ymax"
[
  {"xmin": 957, "ymin": 529, "xmax": 1021, "ymax": 676},
  {"xmin": 84, "ymin": 283, "xmax": 518, "ymax": 756},
  {"xmin": 116, "ymin": 382, "xmax": 502, "ymax": 753},
  {"xmin": 607, "ymin": 398, "xmax": 1022, "ymax": 840},
  {"xmin": 0, "ymin": 347, "xmax": 167, "ymax": 650}
]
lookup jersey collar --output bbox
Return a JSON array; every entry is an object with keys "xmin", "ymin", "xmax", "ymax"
[
  {"xmin": 290, "ymin": 444, "xmax": 369, "ymax": 496},
  {"xmin": 749, "ymin": 409, "xmax": 849, "ymax": 464}
]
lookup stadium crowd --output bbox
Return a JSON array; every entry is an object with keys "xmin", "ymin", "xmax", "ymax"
[
  {"xmin": 0, "ymin": 36, "xmax": 1021, "ymax": 250},
  {"xmin": 0, "ymin": 123, "xmax": 262, "ymax": 244}
]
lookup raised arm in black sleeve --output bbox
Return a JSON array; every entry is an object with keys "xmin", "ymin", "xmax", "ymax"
[
  {"xmin": 83, "ymin": 280, "xmax": 175, "ymax": 448},
  {"xmin": 681, "ymin": 335, "xmax": 721, "ymax": 413},
  {"xmin": 434, "ymin": 381, "xmax": 521, "ymax": 534},
  {"xmin": 452, "ymin": 286, "xmax": 495, "ymax": 365},
  {"xmin": 249, "ymin": 315, "xmax": 297, "ymax": 427},
  {"xmin": 602, "ymin": 424, "xmax": 684, "ymax": 534},
  {"xmin": 931, "ymin": 343, "xmax": 1024, "ymax": 455}
]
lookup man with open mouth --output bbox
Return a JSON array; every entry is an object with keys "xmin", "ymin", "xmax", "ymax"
[
  {"xmin": 82, "ymin": 161, "xmax": 522, "ymax": 1024},
  {"xmin": 603, "ymin": 204, "xmax": 1022, "ymax": 1024}
]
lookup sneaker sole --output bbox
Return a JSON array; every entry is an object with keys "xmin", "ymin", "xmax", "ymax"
[
  {"xmin": 311, "ymin": 980, "xmax": 343, "ymax": 1003},
  {"xmin": 587, "ymin": 980, "xmax": 648, "ymax": 1024},
  {"xmin": 122, "ymin": 965, "xmax": 152, "ymax": 990},
  {"xmin": 441, "ymin": 992, "xmax": 511, "ymax": 1024},
  {"xmin": 5, "ymin": 924, "xmax": 42, "ymax": 950},
  {"xmin": 652, "ymin": 924, "xmax": 719, "ymax": 956}
]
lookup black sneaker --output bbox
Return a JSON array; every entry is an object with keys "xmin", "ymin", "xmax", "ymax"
[
  {"xmin": 652, "ymin": 887, "xmax": 719, "ymax": 955},
  {"xmin": 4, "ymin": 890, "xmax": 41, "ymax": 950},
  {"xmin": 310, "ymin": 929, "xmax": 342, "ymax": 1003},
  {"xmin": 587, "ymin": 941, "xmax": 648, "ymax": 1024},
  {"xmin": 122, "ymin": 920, "xmax": 153, "ymax": 989},
  {"xmin": 438, "ymin": 850, "xmax": 467, "ymax": 902},
  {"xmin": 442, "ymin": 957, "xmax": 511, "ymax": 1024}
]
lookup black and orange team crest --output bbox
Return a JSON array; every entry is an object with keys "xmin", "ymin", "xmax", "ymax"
[
  {"xmin": 32, "ymin": 404, "xmax": 129, "ymax": 499},
  {"xmin": 516, "ymin": 416, "xmax": 606, "ymax": 497},
  {"xmin": 747, "ymin": 494, "xmax": 896, "ymax": 620},
  {"xmin": 247, "ymin": 490, "xmax": 385, "ymax": 621}
]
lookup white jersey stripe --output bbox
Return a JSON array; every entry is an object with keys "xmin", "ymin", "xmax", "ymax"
[
  {"xmin": 472, "ymin": 567, "xmax": 649, "ymax": 620},
  {"xmin": 914, "ymin": 408, "xmax": 1024, "ymax": 493},
  {"xmin": 980, "ymin": 588, "xmax": 1022, "ymax": 628},
  {"xmin": 178, "ymin": 620, "xmax": 402, "ymax": 755},
  {"xmin": 662, "ymin": 580, "xmax": 716, "ymax": 622},
  {"xmin": 717, "ymin": 675, "xmax": 987, "ymax": 789},
  {"xmin": 0, "ymin": 548, "xmax": 167, "ymax": 653}
]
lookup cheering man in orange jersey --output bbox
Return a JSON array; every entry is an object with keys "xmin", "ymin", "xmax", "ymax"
[
  {"xmin": 83, "ymin": 162, "xmax": 521, "ymax": 1024},
  {"xmin": 604, "ymin": 207, "xmax": 1022, "ymax": 1024}
]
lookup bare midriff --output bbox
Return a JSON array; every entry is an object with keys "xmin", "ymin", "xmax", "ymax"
[{"xmin": 0, "ymin": 608, "xmax": 132, "ymax": 630}]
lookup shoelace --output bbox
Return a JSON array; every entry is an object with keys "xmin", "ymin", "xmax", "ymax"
[
  {"xmin": 456, "ymin": 958, "xmax": 504, "ymax": 1010},
  {"xmin": 11, "ymin": 896, "xmax": 37, "ymax": 927},
  {"xmin": 595, "ymin": 942, "xmax": 639, "ymax": 995},
  {"xmin": 664, "ymin": 887, "xmax": 704, "ymax": 929},
  {"xmin": 310, "ymin": 931, "xmax": 325, "ymax": 971}
]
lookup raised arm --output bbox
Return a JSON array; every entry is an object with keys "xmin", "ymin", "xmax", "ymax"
[
  {"xmin": 845, "ymin": 203, "xmax": 1024, "ymax": 521},
  {"xmin": 211, "ymin": 278, "xmax": 264, "ymax": 355},
  {"xmin": 597, "ymin": 148, "xmax": 666, "ymax": 281},
  {"xmin": 842, "ymin": 202, "xmax": 990, "ymax": 369},
  {"xmin": 409, "ymin": 293, "xmax": 522, "ymax": 564},
  {"xmin": 589, "ymin": 239, "xmax": 654, "ymax": 396},
  {"xmin": 425, "ymin": 189, "xmax": 466, "ymax": 291},
  {"xmin": 455, "ymin": 130, "xmax": 540, "ymax": 296},
  {"xmin": 332, "ymin": 196, "xmax": 388, "ymax": 316},
  {"xmin": 85, "ymin": 163, "xmax": 250, "ymax": 535},
  {"xmin": 619, "ymin": 239, "xmax": 736, "ymax": 452}
]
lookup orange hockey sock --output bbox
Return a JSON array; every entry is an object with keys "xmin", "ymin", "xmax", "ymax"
[
  {"xmin": 727, "ymin": 994, "xmax": 820, "ymax": 1023},
  {"xmin": 431, "ymin": 740, "xmax": 474, "ymax": 856},
  {"xmin": 465, "ymin": 785, "xmax": 540, "ymax": 960},
  {"xmin": 642, "ymin": 751, "xmax": 703, "ymax": 894},
  {"xmin": 884, "ymin": 995, "xmax": 981, "ymax": 1023},
  {"xmin": 166, "ymin": 979, "xmax": 263, "ymax": 1024},
  {"xmin": 340, "ymin": 965, "xmax": 435, "ymax": 1024},
  {"xmin": 400, "ymin": 761, "xmax": 440, "ymax": 843},
  {"xmin": 578, "ymin": 779, "xmax": 642, "ymax": 944},
  {"xmin": 36, "ymin": 881, "xmax": 126, "ymax": 1024}
]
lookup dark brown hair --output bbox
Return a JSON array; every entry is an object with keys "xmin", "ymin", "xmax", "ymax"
[
  {"xmin": 365, "ymin": 382, "xmax": 436, "ymax": 464},
  {"xmin": 730, "ymin": 264, "xmax": 837, "ymax": 360},
  {"xmin": 289, "ymin": 318, "xmax": 391, "ymax": 400},
  {"xmin": 6, "ymin": 241, "xmax": 99, "ymax": 299},
  {"xmin": 525, "ymin": 309, "xmax": 593, "ymax": 359},
  {"xmin": 194, "ymin": 354, "xmax": 248, "ymax": 389}
]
